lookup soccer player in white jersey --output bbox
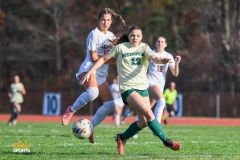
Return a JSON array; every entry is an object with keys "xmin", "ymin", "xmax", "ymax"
[
  {"xmin": 148, "ymin": 36, "xmax": 181, "ymax": 124},
  {"xmin": 109, "ymin": 76, "xmax": 125, "ymax": 127},
  {"xmin": 62, "ymin": 8, "xmax": 126, "ymax": 143},
  {"xmin": 80, "ymin": 25, "xmax": 182, "ymax": 155}
]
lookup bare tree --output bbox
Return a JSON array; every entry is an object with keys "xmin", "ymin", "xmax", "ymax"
[{"xmin": 28, "ymin": 0, "xmax": 64, "ymax": 76}]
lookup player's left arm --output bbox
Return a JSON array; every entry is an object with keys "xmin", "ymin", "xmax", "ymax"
[
  {"xmin": 170, "ymin": 55, "xmax": 181, "ymax": 77},
  {"xmin": 145, "ymin": 44, "xmax": 171, "ymax": 64},
  {"xmin": 20, "ymin": 83, "xmax": 26, "ymax": 95},
  {"xmin": 150, "ymin": 54, "xmax": 171, "ymax": 64}
]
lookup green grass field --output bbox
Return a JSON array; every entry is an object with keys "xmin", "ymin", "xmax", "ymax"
[{"xmin": 0, "ymin": 122, "xmax": 239, "ymax": 160}]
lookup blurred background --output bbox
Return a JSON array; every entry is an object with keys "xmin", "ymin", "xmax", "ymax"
[{"xmin": 0, "ymin": 0, "xmax": 239, "ymax": 118}]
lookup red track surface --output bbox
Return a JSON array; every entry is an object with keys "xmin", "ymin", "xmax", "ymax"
[{"xmin": 0, "ymin": 114, "xmax": 240, "ymax": 126}]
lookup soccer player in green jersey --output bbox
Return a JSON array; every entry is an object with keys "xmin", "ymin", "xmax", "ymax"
[
  {"xmin": 80, "ymin": 25, "xmax": 182, "ymax": 155},
  {"xmin": 8, "ymin": 75, "xmax": 26, "ymax": 126}
]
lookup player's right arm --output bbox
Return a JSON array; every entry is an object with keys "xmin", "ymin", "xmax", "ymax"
[
  {"xmin": 8, "ymin": 86, "xmax": 12, "ymax": 98},
  {"xmin": 90, "ymin": 50, "xmax": 100, "ymax": 62},
  {"xmin": 80, "ymin": 53, "xmax": 113, "ymax": 84}
]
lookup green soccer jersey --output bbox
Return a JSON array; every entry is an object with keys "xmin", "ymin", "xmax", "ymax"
[
  {"xmin": 109, "ymin": 42, "xmax": 153, "ymax": 94},
  {"xmin": 10, "ymin": 82, "xmax": 24, "ymax": 103}
]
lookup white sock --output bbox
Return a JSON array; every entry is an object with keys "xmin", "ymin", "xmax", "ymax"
[
  {"xmin": 71, "ymin": 92, "xmax": 89, "ymax": 111},
  {"xmin": 71, "ymin": 87, "xmax": 99, "ymax": 111},
  {"xmin": 154, "ymin": 98, "xmax": 166, "ymax": 123},
  {"xmin": 91, "ymin": 100, "xmax": 115, "ymax": 127},
  {"xmin": 115, "ymin": 114, "xmax": 120, "ymax": 126}
]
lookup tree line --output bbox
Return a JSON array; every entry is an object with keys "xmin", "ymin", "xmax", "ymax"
[{"xmin": 0, "ymin": 0, "xmax": 239, "ymax": 94}]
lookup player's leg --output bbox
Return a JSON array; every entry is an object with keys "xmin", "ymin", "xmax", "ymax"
[
  {"xmin": 149, "ymin": 96, "xmax": 156, "ymax": 108},
  {"xmin": 121, "ymin": 105, "xmax": 133, "ymax": 124},
  {"xmin": 116, "ymin": 92, "xmax": 158, "ymax": 154},
  {"xmin": 128, "ymin": 94, "xmax": 168, "ymax": 141},
  {"xmin": 166, "ymin": 104, "xmax": 175, "ymax": 117},
  {"xmin": 149, "ymin": 85, "xmax": 166, "ymax": 123},
  {"xmin": 131, "ymin": 95, "xmax": 181, "ymax": 151},
  {"xmin": 115, "ymin": 105, "xmax": 121, "ymax": 127},
  {"xmin": 169, "ymin": 104, "xmax": 175, "ymax": 117},
  {"xmin": 62, "ymin": 72, "xmax": 99, "ymax": 126},
  {"xmin": 72, "ymin": 72, "xmax": 98, "ymax": 111},
  {"xmin": 90, "ymin": 80, "xmax": 115, "ymax": 127},
  {"xmin": 86, "ymin": 75, "xmax": 115, "ymax": 144},
  {"xmin": 114, "ymin": 98, "xmax": 124, "ymax": 127},
  {"xmin": 8, "ymin": 103, "xmax": 20, "ymax": 126},
  {"xmin": 115, "ymin": 90, "xmax": 148, "ymax": 154},
  {"xmin": 7, "ymin": 104, "xmax": 14, "ymax": 126},
  {"xmin": 14, "ymin": 102, "xmax": 21, "ymax": 113},
  {"xmin": 162, "ymin": 107, "xmax": 168, "ymax": 124},
  {"xmin": 12, "ymin": 103, "xmax": 21, "ymax": 126},
  {"xmin": 116, "ymin": 91, "xmax": 181, "ymax": 154}
]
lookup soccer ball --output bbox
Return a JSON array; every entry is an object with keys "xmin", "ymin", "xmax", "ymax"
[{"xmin": 72, "ymin": 118, "xmax": 93, "ymax": 139}]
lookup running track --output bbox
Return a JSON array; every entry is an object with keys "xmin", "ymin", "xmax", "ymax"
[{"xmin": 0, "ymin": 114, "xmax": 240, "ymax": 126}]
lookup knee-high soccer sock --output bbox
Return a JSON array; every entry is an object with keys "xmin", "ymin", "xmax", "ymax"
[
  {"xmin": 71, "ymin": 92, "xmax": 90, "ymax": 111},
  {"xmin": 121, "ymin": 121, "xmax": 142, "ymax": 140},
  {"xmin": 91, "ymin": 100, "xmax": 115, "ymax": 127},
  {"xmin": 154, "ymin": 98, "xmax": 166, "ymax": 123},
  {"xmin": 71, "ymin": 87, "xmax": 99, "ymax": 111},
  {"xmin": 147, "ymin": 119, "xmax": 167, "ymax": 142}
]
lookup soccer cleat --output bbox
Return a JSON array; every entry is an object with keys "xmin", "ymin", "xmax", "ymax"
[
  {"xmin": 62, "ymin": 106, "xmax": 76, "ymax": 126},
  {"xmin": 115, "ymin": 134, "xmax": 125, "ymax": 155},
  {"xmin": 164, "ymin": 138, "xmax": 182, "ymax": 151},
  {"xmin": 88, "ymin": 131, "xmax": 95, "ymax": 144}
]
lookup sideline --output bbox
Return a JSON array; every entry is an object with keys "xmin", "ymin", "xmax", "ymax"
[{"xmin": 0, "ymin": 114, "xmax": 240, "ymax": 126}]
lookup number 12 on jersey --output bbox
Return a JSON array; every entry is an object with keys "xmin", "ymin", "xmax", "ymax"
[{"xmin": 131, "ymin": 58, "xmax": 142, "ymax": 66}]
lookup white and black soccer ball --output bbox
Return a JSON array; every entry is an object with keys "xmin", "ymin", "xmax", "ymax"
[{"xmin": 72, "ymin": 118, "xmax": 93, "ymax": 139}]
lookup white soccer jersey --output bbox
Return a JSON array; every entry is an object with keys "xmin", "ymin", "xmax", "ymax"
[
  {"xmin": 76, "ymin": 27, "xmax": 115, "ymax": 79},
  {"xmin": 147, "ymin": 50, "xmax": 175, "ymax": 92}
]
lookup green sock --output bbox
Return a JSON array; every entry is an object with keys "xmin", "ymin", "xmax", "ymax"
[
  {"xmin": 147, "ymin": 119, "xmax": 167, "ymax": 142},
  {"xmin": 122, "ymin": 121, "xmax": 142, "ymax": 140}
]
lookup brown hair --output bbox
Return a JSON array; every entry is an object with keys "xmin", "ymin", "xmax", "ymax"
[
  {"xmin": 113, "ymin": 25, "xmax": 142, "ymax": 45},
  {"xmin": 155, "ymin": 36, "xmax": 167, "ymax": 43},
  {"xmin": 97, "ymin": 8, "xmax": 126, "ymax": 28}
]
